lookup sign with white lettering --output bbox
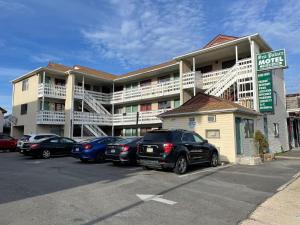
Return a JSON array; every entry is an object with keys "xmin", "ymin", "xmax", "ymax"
[
  {"xmin": 258, "ymin": 71, "xmax": 273, "ymax": 113},
  {"xmin": 257, "ymin": 49, "xmax": 286, "ymax": 72}
]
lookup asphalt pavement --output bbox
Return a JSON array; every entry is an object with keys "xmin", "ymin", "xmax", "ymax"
[{"xmin": 0, "ymin": 152, "xmax": 299, "ymax": 225}]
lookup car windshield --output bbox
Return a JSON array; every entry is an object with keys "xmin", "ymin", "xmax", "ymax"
[
  {"xmin": 20, "ymin": 135, "xmax": 31, "ymax": 141},
  {"xmin": 143, "ymin": 132, "xmax": 172, "ymax": 142},
  {"xmin": 115, "ymin": 137, "xmax": 140, "ymax": 144},
  {"xmin": 35, "ymin": 137, "xmax": 52, "ymax": 143}
]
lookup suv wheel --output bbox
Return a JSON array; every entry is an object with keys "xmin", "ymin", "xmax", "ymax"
[
  {"xmin": 42, "ymin": 149, "xmax": 51, "ymax": 159},
  {"xmin": 210, "ymin": 152, "xmax": 218, "ymax": 167},
  {"xmin": 174, "ymin": 155, "xmax": 188, "ymax": 174}
]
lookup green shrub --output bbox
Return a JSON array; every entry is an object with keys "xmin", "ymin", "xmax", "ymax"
[{"xmin": 254, "ymin": 130, "xmax": 269, "ymax": 154}]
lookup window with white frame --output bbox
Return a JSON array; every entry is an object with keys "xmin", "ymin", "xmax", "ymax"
[
  {"xmin": 206, "ymin": 129, "xmax": 220, "ymax": 139},
  {"xmin": 158, "ymin": 100, "xmax": 171, "ymax": 109},
  {"xmin": 274, "ymin": 123, "xmax": 279, "ymax": 137},
  {"xmin": 22, "ymin": 79, "xmax": 29, "ymax": 91},
  {"xmin": 208, "ymin": 115, "xmax": 216, "ymax": 123}
]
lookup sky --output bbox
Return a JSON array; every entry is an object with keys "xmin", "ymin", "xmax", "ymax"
[{"xmin": 0, "ymin": 0, "xmax": 299, "ymax": 113}]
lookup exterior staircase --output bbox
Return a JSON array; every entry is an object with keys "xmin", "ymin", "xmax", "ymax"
[
  {"xmin": 84, "ymin": 124, "xmax": 107, "ymax": 137},
  {"xmin": 84, "ymin": 92, "xmax": 111, "ymax": 115}
]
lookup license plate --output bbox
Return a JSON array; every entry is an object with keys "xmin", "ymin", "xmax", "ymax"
[
  {"xmin": 111, "ymin": 149, "xmax": 115, "ymax": 153},
  {"xmin": 75, "ymin": 147, "xmax": 79, "ymax": 152},
  {"xmin": 146, "ymin": 147, "xmax": 153, "ymax": 153}
]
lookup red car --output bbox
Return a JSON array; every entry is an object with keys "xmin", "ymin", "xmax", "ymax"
[{"xmin": 0, "ymin": 134, "xmax": 18, "ymax": 151}]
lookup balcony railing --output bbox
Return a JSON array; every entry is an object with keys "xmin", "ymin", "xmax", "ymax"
[
  {"xmin": 182, "ymin": 71, "xmax": 202, "ymax": 89},
  {"xmin": 113, "ymin": 109, "xmax": 169, "ymax": 126},
  {"xmin": 74, "ymin": 86, "xmax": 112, "ymax": 104},
  {"xmin": 113, "ymin": 80, "xmax": 181, "ymax": 104},
  {"xmin": 73, "ymin": 111, "xmax": 112, "ymax": 125},
  {"xmin": 36, "ymin": 110, "xmax": 65, "ymax": 125},
  {"xmin": 38, "ymin": 83, "xmax": 66, "ymax": 99}
]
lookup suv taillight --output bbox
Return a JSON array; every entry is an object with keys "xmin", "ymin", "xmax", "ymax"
[
  {"xmin": 163, "ymin": 143, "xmax": 174, "ymax": 154},
  {"xmin": 121, "ymin": 145, "xmax": 130, "ymax": 152},
  {"xmin": 30, "ymin": 144, "xmax": 40, "ymax": 150},
  {"xmin": 83, "ymin": 143, "xmax": 92, "ymax": 150}
]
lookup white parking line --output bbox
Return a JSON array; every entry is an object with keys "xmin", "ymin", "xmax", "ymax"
[
  {"xmin": 277, "ymin": 171, "xmax": 300, "ymax": 191},
  {"xmin": 178, "ymin": 164, "xmax": 232, "ymax": 178}
]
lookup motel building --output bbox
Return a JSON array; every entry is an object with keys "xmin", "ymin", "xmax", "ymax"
[{"xmin": 11, "ymin": 33, "xmax": 289, "ymax": 163}]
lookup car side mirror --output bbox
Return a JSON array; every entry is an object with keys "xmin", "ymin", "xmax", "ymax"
[{"xmin": 203, "ymin": 139, "xmax": 208, "ymax": 144}]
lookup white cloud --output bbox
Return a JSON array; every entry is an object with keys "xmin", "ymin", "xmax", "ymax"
[
  {"xmin": 82, "ymin": 0, "xmax": 206, "ymax": 68},
  {"xmin": 0, "ymin": 67, "xmax": 28, "ymax": 82},
  {"xmin": 224, "ymin": 0, "xmax": 300, "ymax": 54}
]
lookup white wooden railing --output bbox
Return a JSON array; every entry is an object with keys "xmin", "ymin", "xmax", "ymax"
[
  {"xmin": 36, "ymin": 110, "xmax": 65, "ymax": 125},
  {"xmin": 113, "ymin": 109, "xmax": 169, "ymax": 126},
  {"xmin": 73, "ymin": 111, "xmax": 112, "ymax": 125},
  {"xmin": 182, "ymin": 71, "xmax": 202, "ymax": 89},
  {"xmin": 38, "ymin": 83, "xmax": 66, "ymax": 99},
  {"xmin": 74, "ymin": 86, "xmax": 111, "ymax": 104}
]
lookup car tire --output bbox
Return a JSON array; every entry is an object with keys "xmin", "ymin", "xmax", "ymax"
[
  {"xmin": 41, "ymin": 149, "xmax": 51, "ymax": 159},
  {"xmin": 95, "ymin": 153, "xmax": 105, "ymax": 163},
  {"xmin": 113, "ymin": 161, "xmax": 120, "ymax": 166},
  {"xmin": 142, "ymin": 166, "xmax": 151, "ymax": 170},
  {"xmin": 174, "ymin": 155, "xmax": 188, "ymax": 175},
  {"xmin": 80, "ymin": 158, "xmax": 88, "ymax": 163},
  {"xmin": 210, "ymin": 152, "xmax": 218, "ymax": 167}
]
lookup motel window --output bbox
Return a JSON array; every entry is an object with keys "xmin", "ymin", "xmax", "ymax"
[
  {"xmin": 55, "ymin": 103, "xmax": 64, "ymax": 111},
  {"xmin": 40, "ymin": 101, "xmax": 50, "ymax": 111},
  {"xmin": 222, "ymin": 59, "xmax": 235, "ymax": 69},
  {"xmin": 273, "ymin": 91, "xmax": 278, "ymax": 106},
  {"xmin": 158, "ymin": 76, "xmax": 170, "ymax": 83},
  {"xmin": 208, "ymin": 115, "xmax": 216, "ymax": 123},
  {"xmin": 140, "ymin": 103, "xmax": 152, "ymax": 112},
  {"xmin": 244, "ymin": 119, "xmax": 254, "ymax": 138},
  {"xmin": 140, "ymin": 127, "xmax": 153, "ymax": 136},
  {"xmin": 22, "ymin": 79, "xmax": 29, "ymax": 91},
  {"xmin": 55, "ymin": 79, "xmax": 65, "ymax": 86},
  {"xmin": 174, "ymin": 99, "xmax": 180, "ymax": 108},
  {"xmin": 21, "ymin": 104, "xmax": 28, "ymax": 115},
  {"xmin": 206, "ymin": 129, "xmax": 220, "ymax": 139},
  {"xmin": 173, "ymin": 73, "xmax": 179, "ymax": 80},
  {"xmin": 124, "ymin": 128, "xmax": 133, "ymax": 137},
  {"xmin": 274, "ymin": 123, "xmax": 279, "ymax": 137},
  {"xmin": 126, "ymin": 105, "xmax": 138, "ymax": 113},
  {"xmin": 140, "ymin": 79, "xmax": 151, "ymax": 87},
  {"xmin": 198, "ymin": 65, "xmax": 212, "ymax": 73},
  {"xmin": 44, "ymin": 76, "xmax": 51, "ymax": 84},
  {"xmin": 158, "ymin": 101, "xmax": 171, "ymax": 110}
]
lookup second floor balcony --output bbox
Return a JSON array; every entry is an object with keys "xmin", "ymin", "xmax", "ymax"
[{"xmin": 38, "ymin": 83, "xmax": 66, "ymax": 99}]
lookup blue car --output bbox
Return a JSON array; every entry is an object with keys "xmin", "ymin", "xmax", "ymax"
[{"xmin": 72, "ymin": 136, "xmax": 123, "ymax": 163}]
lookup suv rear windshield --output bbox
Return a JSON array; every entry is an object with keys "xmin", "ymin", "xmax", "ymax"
[
  {"xmin": 143, "ymin": 132, "xmax": 172, "ymax": 142},
  {"xmin": 115, "ymin": 137, "xmax": 140, "ymax": 144}
]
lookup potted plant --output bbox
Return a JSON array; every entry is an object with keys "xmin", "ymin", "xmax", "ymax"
[{"xmin": 254, "ymin": 130, "xmax": 269, "ymax": 161}]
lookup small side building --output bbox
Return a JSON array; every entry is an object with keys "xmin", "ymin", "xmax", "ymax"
[
  {"xmin": 0, "ymin": 107, "xmax": 7, "ymax": 134},
  {"xmin": 286, "ymin": 93, "xmax": 300, "ymax": 148},
  {"xmin": 160, "ymin": 93, "xmax": 262, "ymax": 164}
]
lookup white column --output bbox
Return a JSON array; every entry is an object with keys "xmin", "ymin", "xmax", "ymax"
[
  {"xmin": 111, "ymin": 82, "xmax": 115, "ymax": 136},
  {"xmin": 235, "ymin": 45, "xmax": 239, "ymax": 62},
  {"xmin": 193, "ymin": 57, "xmax": 196, "ymax": 96},
  {"xmin": 81, "ymin": 76, "xmax": 85, "ymax": 138},
  {"xmin": 42, "ymin": 71, "xmax": 46, "ymax": 111},
  {"xmin": 179, "ymin": 61, "xmax": 184, "ymax": 104},
  {"xmin": 250, "ymin": 39, "xmax": 259, "ymax": 111}
]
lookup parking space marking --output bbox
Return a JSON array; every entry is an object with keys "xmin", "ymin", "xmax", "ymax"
[
  {"xmin": 178, "ymin": 164, "xmax": 232, "ymax": 178},
  {"xmin": 137, "ymin": 194, "xmax": 177, "ymax": 205}
]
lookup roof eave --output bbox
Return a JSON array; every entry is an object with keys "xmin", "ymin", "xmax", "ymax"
[{"xmin": 173, "ymin": 33, "xmax": 272, "ymax": 60}]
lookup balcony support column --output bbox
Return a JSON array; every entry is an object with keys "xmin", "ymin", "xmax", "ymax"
[
  {"xmin": 81, "ymin": 76, "xmax": 85, "ymax": 138},
  {"xmin": 42, "ymin": 71, "xmax": 46, "ymax": 111},
  {"xmin": 193, "ymin": 57, "xmax": 196, "ymax": 96},
  {"xmin": 235, "ymin": 45, "xmax": 239, "ymax": 62},
  {"xmin": 111, "ymin": 82, "xmax": 115, "ymax": 136}
]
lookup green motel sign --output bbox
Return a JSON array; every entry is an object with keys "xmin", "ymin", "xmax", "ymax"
[
  {"xmin": 256, "ymin": 49, "xmax": 287, "ymax": 72},
  {"xmin": 258, "ymin": 71, "xmax": 273, "ymax": 113}
]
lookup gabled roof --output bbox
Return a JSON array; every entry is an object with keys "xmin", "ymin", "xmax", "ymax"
[
  {"xmin": 203, "ymin": 34, "xmax": 239, "ymax": 49},
  {"xmin": 47, "ymin": 62, "xmax": 72, "ymax": 73},
  {"xmin": 0, "ymin": 107, "xmax": 7, "ymax": 114},
  {"xmin": 160, "ymin": 92, "xmax": 260, "ymax": 117},
  {"xmin": 72, "ymin": 65, "xmax": 116, "ymax": 80}
]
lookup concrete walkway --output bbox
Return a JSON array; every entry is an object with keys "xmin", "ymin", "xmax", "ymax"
[
  {"xmin": 240, "ymin": 175, "xmax": 300, "ymax": 225},
  {"xmin": 275, "ymin": 148, "xmax": 300, "ymax": 160}
]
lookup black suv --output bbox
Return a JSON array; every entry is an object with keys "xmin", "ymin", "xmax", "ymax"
[{"xmin": 137, "ymin": 129, "xmax": 219, "ymax": 174}]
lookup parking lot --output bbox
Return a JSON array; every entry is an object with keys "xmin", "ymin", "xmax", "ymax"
[{"xmin": 0, "ymin": 152, "xmax": 300, "ymax": 225}]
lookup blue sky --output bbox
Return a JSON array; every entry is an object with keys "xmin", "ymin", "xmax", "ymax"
[{"xmin": 0, "ymin": 0, "xmax": 299, "ymax": 112}]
